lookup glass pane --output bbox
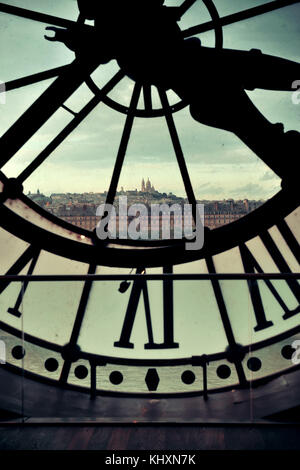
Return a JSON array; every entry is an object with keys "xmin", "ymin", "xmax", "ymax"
[
  {"xmin": 2, "ymin": 107, "xmax": 73, "ymax": 180},
  {"xmin": 0, "ymin": 80, "xmax": 56, "ymax": 138},
  {"xmin": 0, "ymin": 0, "xmax": 79, "ymax": 21},
  {"xmin": 0, "ymin": 327, "xmax": 24, "ymax": 420},
  {"xmin": 0, "ymin": 8, "xmax": 73, "ymax": 84},
  {"xmin": 78, "ymin": 276, "xmax": 228, "ymax": 360}
]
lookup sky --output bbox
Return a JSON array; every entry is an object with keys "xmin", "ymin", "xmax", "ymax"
[{"xmin": 0, "ymin": 0, "xmax": 300, "ymax": 200}]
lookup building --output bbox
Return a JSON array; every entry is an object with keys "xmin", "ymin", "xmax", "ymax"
[
  {"xmin": 27, "ymin": 188, "xmax": 265, "ymax": 233},
  {"xmin": 141, "ymin": 177, "xmax": 155, "ymax": 193}
]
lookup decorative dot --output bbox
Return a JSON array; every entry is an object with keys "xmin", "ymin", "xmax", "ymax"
[
  {"xmin": 110, "ymin": 371, "xmax": 123, "ymax": 385},
  {"xmin": 12, "ymin": 346, "xmax": 25, "ymax": 360},
  {"xmin": 181, "ymin": 370, "xmax": 196, "ymax": 385},
  {"xmin": 247, "ymin": 357, "xmax": 262, "ymax": 372},
  {"xmin": 45, "ymin": 358, "xmax": 59, "ymax": 372},
  {"xmin": 281, "ymin": 345, "xmax": 295, "ymax": 360},
  {"xmin": 217, "ymin": 364, "xmax": 231, "ymax": 379},
  {"xmin": 74, "ymin": 365, "xmax": 88, "ymax": 380},
  {"xmin": 61, "ymin": 343, "xmax": 81, "ymax": 362}
]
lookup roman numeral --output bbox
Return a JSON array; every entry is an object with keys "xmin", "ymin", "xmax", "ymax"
[
  {"xmin": 260, "ymin": 230, "xmax": 300, "ymax": 320},
  {"xmin": 0, "ymin": 246, "xmax": 40, "ymax": 317},
  {"xmin": 240, "ymin": 230, "xmax": 300, "ymax": 331},
  {"xmin": 159, "ymin": 266, "xmax": 179, "ymax": 349},
  {"xmin": 7, "ymin": 250, "xmax": 40, "ymax": 318},
  {"xmin": 240, "ymin": 243, "xmax": 274, "ymax": 331},
  {"xmin": 114, "ymin": 267, "xmax": 179, "ymax": 349}
]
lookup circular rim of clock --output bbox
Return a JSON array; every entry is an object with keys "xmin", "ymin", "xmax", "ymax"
[{"xmin": 1, "ymin": 318, "xmax": 300, "ymax": 398}]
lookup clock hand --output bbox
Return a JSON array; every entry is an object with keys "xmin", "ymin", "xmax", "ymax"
[
  {"xmin": 44, "ymin": 26, "xmax": 113, "ymax": 64},
  {"xmin": 189, "ymin": 90, "xmax": 299, "ymax": 180},
  {"xmin": 188, "ymin": 86, "xmax": 299, "ymax": 180},
  {"xmin": 171, "ymin": 42, "xmax": 300, "ymax": 180}
]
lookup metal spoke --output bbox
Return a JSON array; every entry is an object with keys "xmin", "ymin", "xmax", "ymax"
[
  {"xmin": 18, "ymin": 70, "xmax": 125, "ymax": 183},
  {"xmin": 158, "ymin": 88, "xmax": 197, "ymax": 222},
  {"xmin": 105, "ymin": 82, "xmax": 142, "ymax": 207},
  {"xmin": 0, "ymin": 245, "xmax": 38, "ymax": 295},
  {"xmin": 0, "ymin": 2, "xmax": 87, "ymax": 30},
  {"xmin": 183, "ymin": 0, "xmax": 300, "ymax": 38},
  {"xmin": 178, "ymin": 0, "xmax": 198, "ymax": 17},
  {"xmin": 7, "ymin": 249, "xmax": 40, "ymax": 318},
  {"xmin": 143, "ymin": 84, "xmax": 152, "ymax": 113},
  {"xmin": 0, "ymin": 58, "xmax": 101, "ymax": 169},
  {"xmin": 61, "ymin": 104, "xmax": 77, "ymax": 117},
  {"xmin": 59, "ymin": 263, "xmax": 96, "ymax": 384},
  {"xmin": 206, "ymin": 256, "xmax": 247, "ymax": 387},
  {"xmin": 1, "ymin": 65, "xmax": 71, "ymax": 93}
]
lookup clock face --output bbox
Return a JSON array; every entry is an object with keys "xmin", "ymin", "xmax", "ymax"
[{"xmin": 0, "ymin": 0, "xmax": 299, "ymax": 401}]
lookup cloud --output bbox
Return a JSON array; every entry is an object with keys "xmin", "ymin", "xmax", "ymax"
[
  {"xmin": 230, "ymin": 183, "xmax": 277, "ymax": 199},
  {"xmin": 260, "ymin": 171, "xmax": 279, "ymax": 181},
  {"xmin": 197, "ymin": 184, "xmax": 226, "ymax": 196}
]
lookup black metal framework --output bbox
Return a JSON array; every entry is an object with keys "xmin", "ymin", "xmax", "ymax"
[
  {"xmin": 82, "ymin": 0, "xmax": 223, "ymax": 118},
  {"xmin": 0, "ymin": 0, "xmax": 299, "ymax": 400},
  {"xmin": 0, "ymin": 181, "xmax": 298, "ymax": 267},
  {"xmin": 0, "ymin": 273, "xmax": 299, "ymax": 399},
  {"xmin": 0, "ymin": 0, "xmax": 298, "ymax": 239}
]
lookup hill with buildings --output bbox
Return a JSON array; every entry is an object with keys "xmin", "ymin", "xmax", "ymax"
[{"xmin": 27, "ymin": 178, "xmax": 264, "ymax": 232}]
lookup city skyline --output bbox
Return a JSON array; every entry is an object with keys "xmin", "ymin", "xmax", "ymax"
[
  {"xmin": 27, "ymin": 183, "xmax": 267, "ymax": 202},
  {"xmin": 29, "ymin": 183, "xmax": 262, "ymax": 233}
]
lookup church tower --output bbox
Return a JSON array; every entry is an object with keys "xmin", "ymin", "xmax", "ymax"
[
  {"xmin": 141, "ymin": 178, "xmax": 145, "ymax": 192},
  {"xmin": 146, "ymin": 178, "xmax": 151, "ymax": 192}
]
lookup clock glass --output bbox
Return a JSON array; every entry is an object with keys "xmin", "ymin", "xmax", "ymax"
[{"xmin": 0, "ymin": 0, "xmax": 299, "ymax": 420}]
